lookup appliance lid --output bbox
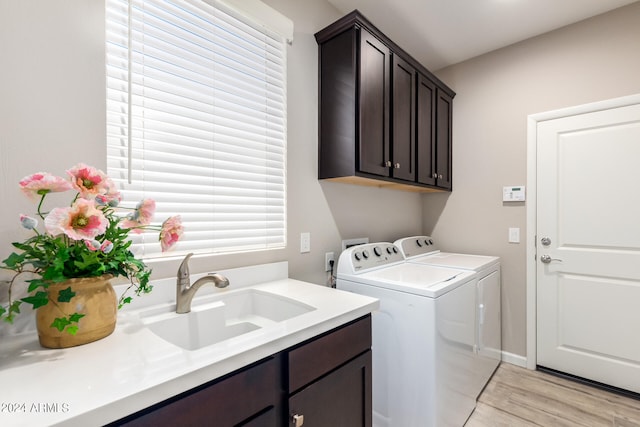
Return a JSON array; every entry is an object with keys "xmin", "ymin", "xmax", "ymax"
[
  {"xmin": 409, "ymin": 252, "xmax": 500, "ymax": 271},
  {"xmin": 338, "ymin": 263, "xmax": 475, "ymax": 298}
]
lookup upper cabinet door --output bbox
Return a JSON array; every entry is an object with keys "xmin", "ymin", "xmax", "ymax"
[
  {"xmin": 392, "ymin": 55, "xmax": 416, "ymax": 182},
  {"xmin": 358, "ymin": 28, "xmax": 391, "ymax": 177},
  {"xmin": 417, "ymin": 74, "xmax": 436, "ymax": 186},
  {"xmin": 436, "ymin": 89, "xmax": 453, "ymax": 190}
]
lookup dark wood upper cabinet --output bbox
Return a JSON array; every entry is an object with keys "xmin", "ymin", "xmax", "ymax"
[
  {"xmin": 416, "ymin": 73, "xmax": 436, "ymax": 186},
  {"xmin": 358, "ymin": 28, "xmax": 391, "ymax": 177},
  {"xmin": 315, "ymin": 10, "xmax": 455, "ymax": 192},
  {"xmin": 392, "ymin": 55, "xmax": 416, "ymax": 182},
  {"xmin": 436, "ymin": 89, "xmax": 453, "ymax": 190}
]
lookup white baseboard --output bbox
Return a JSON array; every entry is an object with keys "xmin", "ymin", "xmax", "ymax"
[{"xmin": 501, "ymin": 351, "xmax": 528, "ymax": 368}]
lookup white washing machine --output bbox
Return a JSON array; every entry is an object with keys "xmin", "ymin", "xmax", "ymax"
[
  {"xmin": 336, "ymin": 242, "xmax": 480, "ymax": 427},
  {"xmin": 394, "ymin": 236, "xmax": 502, "ymax": 401}
]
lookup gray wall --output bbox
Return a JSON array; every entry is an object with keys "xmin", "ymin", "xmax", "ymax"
[{"xmin": 427, "ymin": 2, "xmax": 640, "ymax": 358}]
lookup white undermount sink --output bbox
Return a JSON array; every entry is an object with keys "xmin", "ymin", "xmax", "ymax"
[{"xmin": 141, "ymin": 288, "xmax": 316, "ymax": 350}]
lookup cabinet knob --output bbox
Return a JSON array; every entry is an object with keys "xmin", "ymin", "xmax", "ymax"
[
  {"xmin": 384, "ymin": 160, "xmax": 392, "ymax": 167},
  {"xmin": 438, "ymin": 174, "xmax": 443, "ymax": 179},
  {"xmin": 433, "ymin": 173, "xmax": 438, "ymax": 178},
  {"xmin": 394, "ymin": 162, "xmax": 400, "ymax": 169},
  {"xmin": 292, "ymin": 413, "xmax": 305, "ymax": 427}
]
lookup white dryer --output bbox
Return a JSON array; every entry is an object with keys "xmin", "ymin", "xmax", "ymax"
[
  {"xmin": 336, "ymin": 242, "xmax": 479, "ymax": 427},
  {"xmin": 394, "ymin": 236, "xmax": 502, "ymax": 400}
]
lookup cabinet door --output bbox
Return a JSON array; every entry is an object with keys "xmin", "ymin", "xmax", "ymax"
[
  {"xmin": 289, "ymin": 351, "xmax": 372, "ymax": 427},
  {"xmin": 391, "ymin": 55, "xmax": 416, "ymax": 182},
  {"xmin": 358, "ymin": 28, "xmax": 391, "ymax": 177},
  {"xmin": 416, "ymin": 74, "xmax": 436, "ymax": 186},
  {"xmin": 436, "ymin": 89, "xmax": 453, "ymax": 189}
]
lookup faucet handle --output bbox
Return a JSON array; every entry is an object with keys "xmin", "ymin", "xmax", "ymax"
[{"xmin": 177, "ymin": 253, "xmax": 194, "ymax": 281}]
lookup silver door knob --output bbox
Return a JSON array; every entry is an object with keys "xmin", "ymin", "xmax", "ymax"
[
  {"xmin": 292, "ymin": 414, "xmax": 304, "ymax": 426},
  {"xmin": 384, "ymin": 160, "xmax": 392, "ymax": 167},
  {"xmin": 540, "ymin": 254, "xmax": 562, "ymax": 264},
  {"xmin": 541, "ymin": 237, "xmax": 551, "ymax": 246},
  {"xmin": 394, "ymin": 162, "xmax": 400, "ymax": 169}
]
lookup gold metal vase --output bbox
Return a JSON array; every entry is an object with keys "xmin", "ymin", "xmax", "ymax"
[{"xmin": 36, "ymin": 275, "xmax": 117, "ymax": 349}]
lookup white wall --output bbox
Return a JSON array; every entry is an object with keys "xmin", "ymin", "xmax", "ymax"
[
  {"xmin": 0, "ymin": 1, "xmax": 106, "ymax": 252},
  {"xmin": 428, "ymin": 2, "xmax": 640, "ymax": 358}
]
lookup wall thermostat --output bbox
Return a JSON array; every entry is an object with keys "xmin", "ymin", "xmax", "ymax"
[{"xmin": 503, "ymin": 186, "xmax": 525, "ymax": 202}]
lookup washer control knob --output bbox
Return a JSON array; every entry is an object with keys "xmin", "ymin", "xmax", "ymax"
[
  {"xmin": 354, "ymin": 252, "xmax": 361, "ymax": 261},
  {"xmin": 424, "ymin": 239, "xmax": 430, "ymax": 246},
  {"xmin": 393, "ymin": 246, "xmax": 398, "ymax": 254},
  {"xmin": 373, "ymin": 246, "xmax": 382, "ymax": 256},
  {"xmin": 416, "ymin": 239, "xmax": 423, "ymax": 247},
  {"xmin": 386, "ymin": 247, "xmax": 393, "ymax": 254},
  {"xmin": 362, "ymin": 250, "xmax": 370, "ymax": 259}
]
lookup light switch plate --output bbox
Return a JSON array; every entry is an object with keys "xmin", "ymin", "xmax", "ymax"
[{"xmin": 508, "ymin": 227, "xmax": 520, "ymax": 243}]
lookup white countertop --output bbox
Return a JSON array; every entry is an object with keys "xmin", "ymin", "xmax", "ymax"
[{"xmin": 0, "ymin": 262, "xmax": 378, "ymax": 427}]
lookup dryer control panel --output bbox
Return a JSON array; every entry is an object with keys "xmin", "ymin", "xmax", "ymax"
[
  {"xmin": 337, "ymin": 242, "xmax": 404, "ymax": 274},
  {"xmin": 395, "ymin": 236, "xmax": 440, "ymax": 258}
]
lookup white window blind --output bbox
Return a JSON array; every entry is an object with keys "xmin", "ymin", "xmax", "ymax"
[{"xmin": 106, "ymin": 0, "xmax": 288, "ymax": 258}]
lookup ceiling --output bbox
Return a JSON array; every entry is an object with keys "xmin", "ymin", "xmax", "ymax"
[{"xmin": 326, "ymin": 0, "xmax": 638, "ymax": 70}]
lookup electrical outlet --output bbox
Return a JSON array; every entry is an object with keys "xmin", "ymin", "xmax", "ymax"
[
  {"xmin": 325, "ymin": 252, "xmax": 335, "ymax": 272},
  {"xmin": 300, "ymin": 232, "xmax": 311, "ymax": 253}
]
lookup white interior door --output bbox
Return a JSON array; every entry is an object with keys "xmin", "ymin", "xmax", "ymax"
[{"xmin": 536, "ymin": 101, "xmax": 640, "ymax": 393}]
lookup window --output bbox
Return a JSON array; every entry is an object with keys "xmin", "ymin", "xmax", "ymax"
[{"xmin": 105, "ymin": 0, "xmax": 289, "ymax": 258}]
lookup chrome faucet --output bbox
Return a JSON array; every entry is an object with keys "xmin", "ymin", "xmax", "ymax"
[{"xmin": 176, "ymin": 253, "xmax": 230, "ymax": 314}]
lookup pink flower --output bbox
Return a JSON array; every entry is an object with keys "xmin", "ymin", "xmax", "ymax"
[
  {"xmin": 19, "ymin": 172, "xmax": 72, "ymax": 200},
  {"xmin": 159, "ymin": 215, "xmax": 183, "ymax": 252},
  {"xmin": 44, "ymin": 198, "xmax": 108, "ymax": 241},
  {"xmin": 95, "ymin": 182, "xmax": 121, "ymax": 207},
  {"xmin": 102, "ymin": 177, "xmax": 122, "ymax": 206},
  {"xmin": 120, "ymin": 199, "xmax": 156, "ymax": 233},
  {"xmin": 67, "ymin": 163, "xmax": 111, "ymax": 200}
]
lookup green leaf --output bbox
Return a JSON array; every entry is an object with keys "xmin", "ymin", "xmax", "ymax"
[
  {"xmin": 69, "ymin": 313, "xmax": 85, "ymax": 323},
  {"xmin": 65, "ymin": 325, "xmax": 79, "ymax": 335},
  {"xmin": 27, "ymin": 279, "xmax": 48, "ymax": 293},
  {"xmin": 9, "ymin": 301, "xmax": 22, "ymax": 316},
  {"xmin": 51, "ymin": 316, "xmax": 71, "ymax": 332},
  {"xmin": 2, "ymin": 252, "xmax": 25, "ymax": 268},
  {"xmin": 118, "ymin": 296, "xmax": 133, "ymax": 309},
  {"xmin": 57, "ymin": 286, "xmax": 76, "ymax": 303},
  {"xmin": 21, "ymin": 291, "xmax": 49, "ymax": 309}
]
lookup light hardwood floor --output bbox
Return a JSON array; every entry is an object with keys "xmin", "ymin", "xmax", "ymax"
[{"xmin": 465, "ymin": 363, "xmax": 640, "ymax": 427}]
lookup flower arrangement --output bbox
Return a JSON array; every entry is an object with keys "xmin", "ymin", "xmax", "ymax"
[{"xmin": 0, "ymin": 163, "xmax": 183, "ymax": 334}]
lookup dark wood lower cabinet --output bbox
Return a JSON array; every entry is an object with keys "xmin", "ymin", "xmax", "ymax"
[
  {"xmin": 111, "ymin": 356, "xmax": 282, "ymax": 427},
  {"xmin": 110, "ymin": 315, "xmax": 372, "ymax": 427},
  {"xmin": 289, "ymin": 352, "xmax": 372, "ymax": 427}
]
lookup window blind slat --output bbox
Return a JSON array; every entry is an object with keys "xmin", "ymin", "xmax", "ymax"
[{"xmin": 106, "ymin": 0, "xmax": 288, "ymax": 258}]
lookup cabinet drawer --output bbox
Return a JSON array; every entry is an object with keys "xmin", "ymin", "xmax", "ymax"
[
  {"xmin": 116, "ymin": 356, "xmax": 280, "ymax": 427},
  {"xmin": 288, "ymin": 315, "xmax": 371, "ymax": 392}
]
